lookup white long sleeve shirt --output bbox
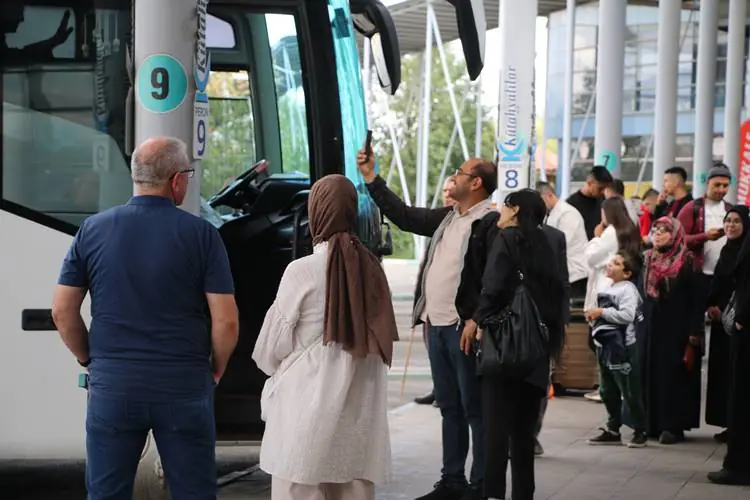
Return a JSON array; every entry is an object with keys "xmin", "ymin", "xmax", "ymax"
[
  {"xmin": 546, "ymin": 199, "xmax": 589, "ymax": 283},
  {"xmin": 584, "ymin": 225, "xmax": 618, "ymax": 312}
]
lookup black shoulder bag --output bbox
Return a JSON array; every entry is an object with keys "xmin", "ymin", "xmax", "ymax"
[{"xmin": 476, "ymin": 236, "xmax": 550, "ymax": 378}]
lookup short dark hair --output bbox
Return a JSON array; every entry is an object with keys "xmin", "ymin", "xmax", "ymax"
[
  {"xmin": 665, "ymin": 166, "xmax": 688, "ymax": 182},
  {"xmin": 642, "ymin": 188, "xmax": 659, "ymax": 200},
  {"xmin": 610, "ymin": 179, "xmax": 625, "ymax": 196},
  {"xmin": 590, "ymin": 165, "xmax": 613, "ymax": 185},
  {"xmin": 616, "ymin": 250, "xmax": 639, "ymax": 277},
  {"xmin": 470, "ymin": 160, "xmax": 498, "ymax": 196}
]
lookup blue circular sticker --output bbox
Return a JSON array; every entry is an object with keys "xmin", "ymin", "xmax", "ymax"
[
  {"xmin": 596, "ymin": 149, "xmax": 619, "ymax": 173},
  {"xmin": 137, "ymin": 54, "xmax": 188, "ymax": 114}
]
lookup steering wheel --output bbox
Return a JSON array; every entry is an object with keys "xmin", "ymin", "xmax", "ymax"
[{"xmin": 207, "ymin": 159, "xmax": 269, "ymax": 209}]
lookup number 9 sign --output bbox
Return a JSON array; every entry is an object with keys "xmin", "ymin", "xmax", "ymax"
[
  {"xmin": 136, "ymin": 54, "xmax": 188, "ymax": 114},
  {"xmin": 193, "ymin": 101, "xmax": 209, "ymax": 159}
]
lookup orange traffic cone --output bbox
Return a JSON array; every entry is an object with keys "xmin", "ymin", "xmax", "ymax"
[{"xmin": 548, "ymin": 384, "xmax": 555, "ymax": 400}]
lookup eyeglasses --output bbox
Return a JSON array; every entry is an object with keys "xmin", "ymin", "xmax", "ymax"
[
  {"xmin": 724, "ymin": 217, "xmax": 743, "ymax": 225},
  {"xmin": 454, "ymin": 168, "xmax": 476, "ymax": 178},
  {"xmin": 177, "ymin": 168, "xmax": 195, "ymax": 178},
  {"xmin": 653, "ymin": 226, "xmax": 672, "ymax": 234}
]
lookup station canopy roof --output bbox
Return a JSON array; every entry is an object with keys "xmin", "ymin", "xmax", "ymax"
[{"xmin": 382, "ymin": 0, "xmax": 696, "ymax": 55}]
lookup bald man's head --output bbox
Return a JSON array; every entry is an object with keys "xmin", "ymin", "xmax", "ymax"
[
  {"xmin": 131, "ymin": 137, "xmax": 192, "ymax": 205},
  {"xmin": 131, "ymin": 137, "xmax": 189, "ymax": 187}
]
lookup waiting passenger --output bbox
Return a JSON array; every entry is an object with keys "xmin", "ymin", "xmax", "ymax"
[
  {"xmin": 640, "ymin": 217, "xmax": 704, "ymax": 444},
  {"xmin": 566, "ymin": 165, "xmax": 612, "ymax": 240},
  {"xmin": 357, "ymin": 150, "xmax": 496, "ymax": 500},
  {"xmin": 708, "ymin": 209, "xmax": 750, "ymax": 486},
  {"xmin": 252, "ymin": 174, "xmax": 398, "ymax": 500},
  {"xmin": 705, "ymin": 206, "xmax": 750, "ymax": 443},
  {"xmin": 638, "ymin": 188, "xmax": 659, "ymax": 244},
  {"xmin": 653, "ymin": 166, "xmax": 692, "ymax": 221},
  {"xmin": 585, "ymin": 252, "xmax": 647, "ymax": 448},
  {"xmin": 460, "ymin": 189, "xmax": 566, "ymax": 500},
  {"xmin": 52, "ymin": 136, "xmax": 239, "ymax": 499}
]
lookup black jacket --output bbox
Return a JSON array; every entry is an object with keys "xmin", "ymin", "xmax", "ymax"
[
  {"xmin": 456, "ymin": 212, "xmax": 570, "ymax": 326},
  {"xmin": 591, "ymin": 295, "xmax": 628, "ymax": 369},
  {"xmin": 365, "ymin": 176, "xmax": 450, "ymax": 326}
]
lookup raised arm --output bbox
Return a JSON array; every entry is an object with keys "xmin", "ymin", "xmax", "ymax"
[{"xmin": 357, "ymin": 150, "xmax": 450, "ymax": 236}]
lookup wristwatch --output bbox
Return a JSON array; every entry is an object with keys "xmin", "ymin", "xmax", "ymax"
[{"xmin": 78, "ymin": 358, "xmax": 91, "ymax": 368}]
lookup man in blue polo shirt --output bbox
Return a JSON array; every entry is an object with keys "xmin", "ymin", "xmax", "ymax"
[{"xmin": 52, "ymin": 136, "xmax": 239, "ymax": 500}]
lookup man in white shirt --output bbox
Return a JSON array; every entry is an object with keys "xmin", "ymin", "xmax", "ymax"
[{"xmin": 538, "ymin": 182, "xmax": 589, "ymax": 300}]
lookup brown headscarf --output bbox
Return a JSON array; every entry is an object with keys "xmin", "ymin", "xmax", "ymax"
[{"xmin": 308, "ymin": 174, "xmax": 399, "ymax": 365}]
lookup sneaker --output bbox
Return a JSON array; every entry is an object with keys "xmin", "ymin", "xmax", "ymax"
[
  {"xmin": 584, "ymin": 390, "xmax": 602, "ymax": 403},
  {"xmin": 587, "ymin": 427, "xmax": 622, "ymax": 446},
  {"xmin": 627, "ymin": 431, "xmax": 647, "ymax": 448},
  {"xmin": 658, "ymin": 430, "xmax": 684, "ymax": 445},
  {"xmin": 415, "ymin": 481, "xmax": 466, "ymax": 500},
  {"xmin": 460, "ymin": 486, "xmax": 482, "ymax": 500}
]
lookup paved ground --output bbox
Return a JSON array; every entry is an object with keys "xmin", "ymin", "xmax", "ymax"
[{"xmin": 4, "ymin": 260, "xmax": 750, "ymax": 499}]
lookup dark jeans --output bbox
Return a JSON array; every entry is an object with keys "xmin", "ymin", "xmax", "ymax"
[
  {"xmin": 483, "ymin": 377, "xmax": 542, "ymax": 500},
  {"xmin": 598, "ymin": 344, "xmax": 646, "ymax": 433},
  {"xmin": 427, "ymin": 323, "xmax": 484, "ymax": 488},
  {"xmin": 86, "ymin": 388, "xmax": 217, "ymax": 500}
]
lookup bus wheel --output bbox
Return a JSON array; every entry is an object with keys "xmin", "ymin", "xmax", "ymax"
[{"xmin": 133, "ymin": 432, "xmax": 170, "ymax": 499}]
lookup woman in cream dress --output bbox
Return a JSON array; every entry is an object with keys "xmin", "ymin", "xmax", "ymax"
[{"xmin": 252, "ymin": 174, "xmax": 399, "ymax": 500}]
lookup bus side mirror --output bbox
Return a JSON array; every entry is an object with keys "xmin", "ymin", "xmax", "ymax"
[
  {"xmin": 443, "ymin": 0, "xmax": 486, "ymax": 80},
  {"xmin": 350, "ymin": 0, "xmax": 401, "ymax": 95}
]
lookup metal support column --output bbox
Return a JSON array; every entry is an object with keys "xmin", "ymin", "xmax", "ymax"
[
  {"xmin": 415, "ymin": 1, "xmax": 434, "ymax": 258},
  {"xmin": 693, "ymin": 0, "xmax": 719, "ymax": 198},
  {"xmin": 475, "ymin": 74, "xmax": 484, "ymax": 158},
  {"xmin": 362, "ymin": 39, "xmax": 372, "ymax": 123},
  {"xmin": 652, "ymin": 0, "xmax": 681, "ymax": 192},
  {"xmin": 723, "ymin": 0, "xmax": 747, "ymax": 203},
  {"xmin": 560, "ymin": 0, "xmax": 576, "ymax": 198},
  {"xmin": 495, "ymin": 0, "xmax": 538, "ymax": 203},
  {"xmin": 593, "ymin": 0, "xmax": 626, "ymax": 177},
  {"xmin": 134, "ymin": 0, "xmax": 207, "ymax": 215}
]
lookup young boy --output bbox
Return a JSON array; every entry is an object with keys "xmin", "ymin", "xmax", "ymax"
[{"xmin": 585, "ymin": 252, "xmax": 647, "ymax": 448}]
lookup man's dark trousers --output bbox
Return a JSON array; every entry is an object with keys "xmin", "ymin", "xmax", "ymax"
[
  {"xmin": 85, "ymin": 387, "xmax": 217, "ymax": 500},
  {"xmin": 427, "ymin": 323, "xmax": 484, "ymax": 488}
]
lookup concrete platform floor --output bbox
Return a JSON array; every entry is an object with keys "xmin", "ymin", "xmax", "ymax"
[{"xmin": 219, "ymin": 394, "xmax": 750, "ymax": 500}]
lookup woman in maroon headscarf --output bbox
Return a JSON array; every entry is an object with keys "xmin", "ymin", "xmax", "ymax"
[
  {"xmin": 252, "ymin": 174, "xmax": 399, "ymax": 500},
  {"xmin": 639, "ymin": 217, "xmax": 704, "ymax": 444}
]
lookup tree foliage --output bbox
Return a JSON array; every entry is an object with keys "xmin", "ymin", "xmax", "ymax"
[{"xmin": 370, "ymin": 48, "xmax": 497, "ymax": 259}]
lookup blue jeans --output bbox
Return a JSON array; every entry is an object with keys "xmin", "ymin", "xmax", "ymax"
[
  {"xmin": 427, "ymin": 323, "xmax": 484, "ymax": 488},
  {"xmin": 85, "ymin": 388, "xmax": 217, "ymax": 500}
]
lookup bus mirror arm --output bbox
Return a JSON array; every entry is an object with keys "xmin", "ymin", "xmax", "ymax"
[{"xmin": 350, "ymin": 0, "xmax": 401, "ymax": 95}]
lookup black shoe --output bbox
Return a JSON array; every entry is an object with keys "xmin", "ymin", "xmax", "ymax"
[
  {"xmin": 587, "ymin": 427, "xmax": 622, "ymax": 446},
  {"xmin": 415, "ymin": 481, "xmax": 466, "ymax": 500},
  {"xmin": 707, "ymin": 469, "xmax": 750, "ymax": 486},
  {"xmin": 460, "ymin": 485, "xmax": 482, "ymax": 500},
  {"xmin": 627, "ymin": 431, "xmax": 648, "ymax": 448},
  {"xmin": 415, "ymin": 391, "xmax": 436, "ymax": 405},
  {"xmin": 713, "ymin": 429, "xmax": 729, "ymax": 443},
  {"xmin": 658, "ymin": 430, "xmax": 684, "ymax": 445}
]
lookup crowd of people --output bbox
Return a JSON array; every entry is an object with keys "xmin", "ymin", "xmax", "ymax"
[{"xmin": 51, "ymin": 135, "xmax": 750, "ymax": 500}]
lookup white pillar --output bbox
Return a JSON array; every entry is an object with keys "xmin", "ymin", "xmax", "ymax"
[
  {"xmin": 415, "ymin": 2, "xmax": 433, "ymax": 258},
  {"xmin": 723, "ymin": 0, "xmax": 747, "ymax": 203},
  {"xmin": 593, "ymin": 0, "xmax": 626, "ymax": 177},
  {"xmin": 495, "ymin": 0, "xmax": 538, "ymax": 203},
  {"xmin": 652, "ymin": 0, "xmax": 682, "ymax": 192},
  {"xmin": 560, "ymin": 0, "xmax": 576, "ymax": 198},
  {"xmin": 693, "ymin": 0, "xmax": 719, "ymax": 198},
  {"xmin": 135, "ymin": 0, "xmax": 207, "ymax": 215},
  {"xmin": 475, "ymin": 73, "xmax": 483, "ymax": 157}
]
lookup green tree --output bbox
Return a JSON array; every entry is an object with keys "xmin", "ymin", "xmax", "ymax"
[{"xmin": 370, "ymin": 48, "xmax": 497, "ymax": 259}]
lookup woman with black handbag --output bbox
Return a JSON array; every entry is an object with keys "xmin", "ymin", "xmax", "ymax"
[{"xmin": 459, "ymin": 189, "xmax": 566, "ymax": 500}]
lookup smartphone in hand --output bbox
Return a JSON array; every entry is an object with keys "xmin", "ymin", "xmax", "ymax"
[{"xmin": 364, "ymin": 129, "xmax": 373, "ymax": 158}]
